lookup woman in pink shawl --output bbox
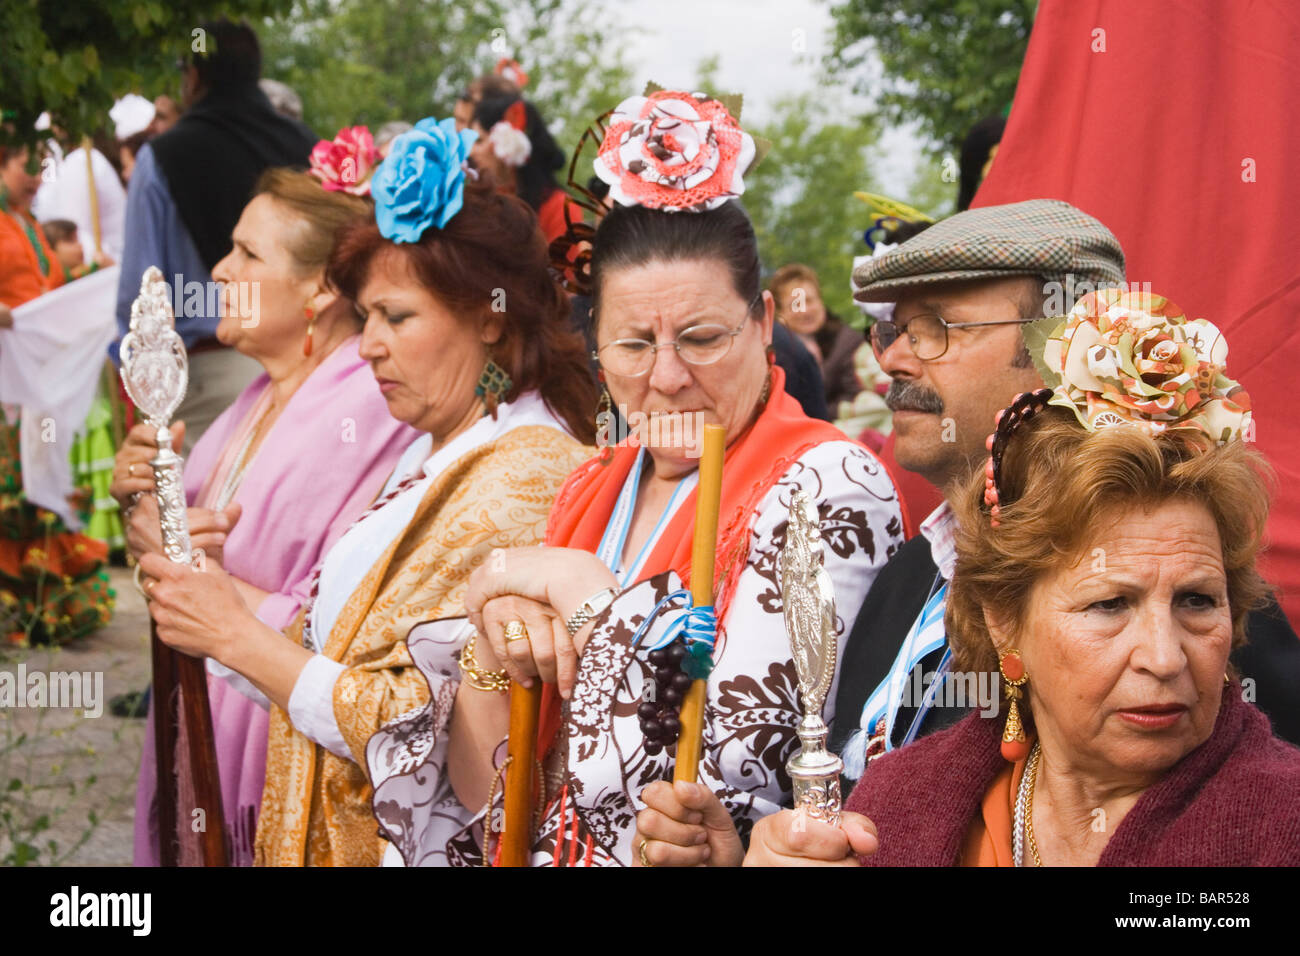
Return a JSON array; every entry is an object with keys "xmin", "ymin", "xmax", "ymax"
[{"xmin": 111, "ymin": 159, "xmax": 416, "ymax": 865}]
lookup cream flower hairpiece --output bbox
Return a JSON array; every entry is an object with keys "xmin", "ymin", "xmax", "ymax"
[{"xmin": 1030, "ymin": 288, "xmax": 1252, "ymax": 444}]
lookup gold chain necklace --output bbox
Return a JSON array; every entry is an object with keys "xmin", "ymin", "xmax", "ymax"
[{"xmin": 1023, "ymin": 741, "xmax": 1043, "ymax": 867}]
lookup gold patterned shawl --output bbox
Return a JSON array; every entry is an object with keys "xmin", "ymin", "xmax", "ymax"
[{"xmin": 255, "ymin": 425, "xmax": 590, "ymax": 866}]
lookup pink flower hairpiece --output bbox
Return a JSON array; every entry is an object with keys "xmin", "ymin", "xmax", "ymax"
[
  {"xmin": 1038, "ymin": 289, "xmax": 1251, "ymax": 443},
  {"xmin": 310, "ymin": 126, "xmax": 381, "ymax": 196},
  {"xmin": 593, "ymin": 89, "xmax": 756, "ymax": 213}
]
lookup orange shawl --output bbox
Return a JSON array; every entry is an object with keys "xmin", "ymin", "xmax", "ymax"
[
  {"xmin": 537, "ymin": 367, "xmax": 849, "ymax": 743},
  {"xmin": 960, "ymin": 742, "xmax": 1032, "ymax": 866}
]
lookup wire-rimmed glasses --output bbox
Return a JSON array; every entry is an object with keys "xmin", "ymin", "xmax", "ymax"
[
  {"xmin": 870, "ymin": 312, "xmax": 1045, "ymax": 361},
  {"xmin": 594, "ymin": 297, "xmax": 759, "ymax": 377}
]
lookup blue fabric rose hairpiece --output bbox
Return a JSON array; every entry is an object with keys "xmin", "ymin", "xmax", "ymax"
[{"xmin": 372, "ymin": 117, "xmax": 478, "ymax": 243}]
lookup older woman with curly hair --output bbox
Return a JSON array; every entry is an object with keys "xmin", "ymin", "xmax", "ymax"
[{"xmin": 741, "ymin": 290, "xmax": 1300, "ymax": 866}]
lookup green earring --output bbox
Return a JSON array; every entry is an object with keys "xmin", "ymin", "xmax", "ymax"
[{"xmin": 475, "ymin": 358, "xmax": 513, "ymax": 413}]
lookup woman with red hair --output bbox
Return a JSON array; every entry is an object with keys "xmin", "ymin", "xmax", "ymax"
[{"xmin": 139, "ymin": 117, "xmax": 596, "ymax": 865}]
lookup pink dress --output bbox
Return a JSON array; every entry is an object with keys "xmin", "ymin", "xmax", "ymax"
[{"xmin": 133, "ymin": 336, "xmax": 417, "ymax": 865}]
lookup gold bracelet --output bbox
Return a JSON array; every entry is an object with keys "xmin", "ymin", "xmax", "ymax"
[{"xmin": 458, "ymin": 633, "xmax": 510, "ymax": 693}]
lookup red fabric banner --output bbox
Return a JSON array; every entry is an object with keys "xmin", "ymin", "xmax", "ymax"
[{"xmin": 974, "ymin": 0, "xmax": 1300, "ymax": 625}]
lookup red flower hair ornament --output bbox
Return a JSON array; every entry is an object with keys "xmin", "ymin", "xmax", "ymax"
[{"xmin": 594, "ymin": 88, "xmax": 759, "ymax": 213}]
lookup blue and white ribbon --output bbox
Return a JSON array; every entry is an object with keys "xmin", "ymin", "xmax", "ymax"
[{"xmin": 841, "ymin": 574, "xmax": 948, "ymax": 779}]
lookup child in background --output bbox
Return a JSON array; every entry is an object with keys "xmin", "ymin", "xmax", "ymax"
[{"xmin": 40, "ymin": 219, "xmax": 112, "ymax": 280}]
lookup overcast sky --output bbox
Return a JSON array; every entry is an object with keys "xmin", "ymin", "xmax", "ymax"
[{"xmin": 615, "ymin": 0, "xmax": 920, "ymax": 195}]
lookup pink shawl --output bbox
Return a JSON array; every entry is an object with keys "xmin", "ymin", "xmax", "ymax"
[{"xmin": 134, "ymin": 336, "xmax": 418, "ymax": 865}]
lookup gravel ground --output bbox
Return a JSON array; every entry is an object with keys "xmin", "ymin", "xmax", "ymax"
[{"xmin": 1, "ymin": 565, "xmax": 150, "ymax": 866}]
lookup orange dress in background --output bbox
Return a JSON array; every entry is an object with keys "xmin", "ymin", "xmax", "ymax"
[
  {"xmin": 536, "ymin": 187, "xmax": 581, "ymax": 244},
  {"xmin": 0, "ymin": 201, "xmax": 113, "ymax": 646},
  {"xmin": 0, "ymin": 204, "xmax": 64, "ymax": 308}
]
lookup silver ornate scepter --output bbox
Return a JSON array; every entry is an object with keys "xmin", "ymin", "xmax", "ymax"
[
  {"xmin": 780, "ymin": 490, "xmax": 844, "ymax": 825},
  {"xmin": 120, "ymin": 265, "xmax": 193, "ymax": 564},
  {"xmin": 119, "ymin": 266, "xmax": 228, "ymax": 866}
]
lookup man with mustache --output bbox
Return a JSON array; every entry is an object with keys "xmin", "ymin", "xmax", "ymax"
[{"xmin": 831, "ymin": 201, "xmax": 1122, "ymax": 774}]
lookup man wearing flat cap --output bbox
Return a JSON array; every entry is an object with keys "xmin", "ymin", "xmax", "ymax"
[{"xmin": 832, "ymin": 199, "xmax": 1126, "ymax": 772}]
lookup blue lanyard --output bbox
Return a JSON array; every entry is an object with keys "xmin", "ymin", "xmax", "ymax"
[
  {"xmin": 862, "ymin": 571, "xmax": 947, "ymax": 752},
  {"xmin": 595, "ymin": 446, "xmax": 697, "ymax": 586}
]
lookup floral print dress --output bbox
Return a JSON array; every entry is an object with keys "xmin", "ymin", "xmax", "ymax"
[{"xmin": 369, "ymin": 440, "xmax": 903, "ymax": 865}]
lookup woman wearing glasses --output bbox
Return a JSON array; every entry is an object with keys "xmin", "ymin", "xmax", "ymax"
[{"xmin": 368, "ymin": 90, "xmax": 904, "ymax": 866}]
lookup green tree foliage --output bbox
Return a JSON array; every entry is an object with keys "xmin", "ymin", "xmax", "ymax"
[
  {"xmin": 258, "ymin": 0, "xmax": 634, "ymax": 152},
  {"xmin": 826, "ymin": 0, "xmax": 1035, "ymax": 152},
  {"xmin": 744, "ymin": 92, "xmax": 881, "ymax": 325},
  {"xmin": 904, "ymin": 152, "xmax": 957, "ymax": 221},
  {"xmin": 0, "ymin": 0, "xmax": 293, "ymax": 154}
]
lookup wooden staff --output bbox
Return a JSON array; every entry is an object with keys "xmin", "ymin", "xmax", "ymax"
[
  {"xmin": 81, "ymin": 138, "xmax": 102, "ymax": 256},
  {"xmin": 673, "ymin": 423, "xmax": 726, "ymax": 783},
  {"xmin": 151, "ymin": 632, "xmax": 230, "ymax": 865},
  {"xmin": 148, "ymin": 528, "xmax": 229, "ymax": 867},
  {"xmin": 498, "ymin": 680, "xmax": 542, "ymax": 866}
]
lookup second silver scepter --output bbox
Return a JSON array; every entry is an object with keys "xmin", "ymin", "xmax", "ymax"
[{"xmin": 780, "ymin": 490, "xmax": 844, "ymax": 825}]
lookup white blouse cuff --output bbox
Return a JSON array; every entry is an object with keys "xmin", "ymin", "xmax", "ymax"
[
  {"xmin": 287, "ymin": 654, "xmax": 352, "ymax": 760},
  {"xmin": 206, "ymin": 657, "xmax": 270, "ymax": 711}
]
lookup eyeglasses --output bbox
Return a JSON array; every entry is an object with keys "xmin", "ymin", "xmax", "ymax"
[
  {"xmin": 594, "ymin": 297, "xmax": 758, "ymax": 378},
  {"xmin": 870, "ymin": 312, "xmax": 1044, "ymax": 361}
]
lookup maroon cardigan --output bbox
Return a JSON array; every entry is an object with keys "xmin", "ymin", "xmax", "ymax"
[{"xmin": 845, "ymin": 684, "xmax": 1300, "ymax": 865}]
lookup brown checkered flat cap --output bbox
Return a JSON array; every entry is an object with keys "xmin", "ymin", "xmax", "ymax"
[{"xmin": 852, "ymin": 199, "xmax": 1125, "ymax": 302}]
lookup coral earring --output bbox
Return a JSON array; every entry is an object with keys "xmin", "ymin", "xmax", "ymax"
[
  {"xmin": 302, "ymin": 304, "xmax": 315, "ymax": 357},
  {"xmin": 1001, "ymin": 738, "xmax": 1030, "ymax": 762},
  {"xmin": 998, "ymin": 649, "xmax": 1029, "ymax": 762}
]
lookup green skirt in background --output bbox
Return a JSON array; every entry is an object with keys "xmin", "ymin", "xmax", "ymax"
[{"xmin": 69, "ymin": 395, "xmax": 125, "ymax": 551}]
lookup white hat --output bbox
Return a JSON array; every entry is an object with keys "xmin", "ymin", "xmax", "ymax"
[{"xmin": 111, "ymin": 94, "xmax": 155, "ymax": 140}]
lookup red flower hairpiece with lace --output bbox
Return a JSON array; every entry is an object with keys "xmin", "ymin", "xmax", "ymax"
[
  {"xmin": 309, "ymin": 126, "xmax": 380, "ymax": 196},
  {"xmin": 594, "ymin": 90, "xmax": 757, "ymax": 213}
]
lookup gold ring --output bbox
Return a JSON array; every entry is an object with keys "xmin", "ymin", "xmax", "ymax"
[
  {"xmin": 503, "ymin": 620, "xmax": 529, "ymax": 643},
  {"xmin": 638, "ymin": 838, "xmax": 653, "ymax": 868},
  {"xmin": 128, "ymin": 462, "xmax": 138, "ymax": 477}
]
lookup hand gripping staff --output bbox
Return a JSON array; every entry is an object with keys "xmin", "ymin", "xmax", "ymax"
[
  {"xmin": 496, "ymin": 423, "xmax": 727, "ymax": 864},
  {"xmin": 120, "ymin": 266, "xmax": 229, "ymax": 866}
]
